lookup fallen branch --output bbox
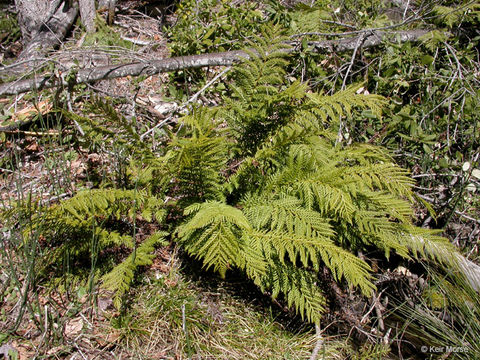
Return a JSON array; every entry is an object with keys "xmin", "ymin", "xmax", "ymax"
[{"xmin": 0, "ymin": 29, "xmax": 429, "ymax": 96}]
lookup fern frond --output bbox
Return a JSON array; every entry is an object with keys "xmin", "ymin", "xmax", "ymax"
[
  {"xmin": 177, "ymin": 201, "xmax": 251, "ymax": 277},
  {"xmin": 295, "ymin": 178, "xmax": 356, "ymax": 219},
  {"xmin": 57, "ymin": 189, "xmax": 146, "ymax": 221},
  {"xmin": 243, "ymin": 194, "xmax": 334, "ymax": 239},
  {"xmin": 242, "ymin": 194, "xmax": 374, "ymax": 293},
  {"xmin": 343, "ymin": 162, "xmax": 415, "ymax": 200},
  {"xmin": 249, "ymin": 229, "xmax": 374, "ymax": 292},
  {"xmin": 170, "ymin": 110, "xmax": 230, "ymax": 203},
  {"xmin": 35, "ymin": 188, "xmax": 167, "ymax": 284},
  {"xmin": 102, "ymin": 232, "xmax": 168, "ymax": 308},
  {"xmin": 399, "ymin": 225, "xmax": 456, "ymax": 265},
  {"xmin": 297, "ymin": 85, "xmax": 386, "ymax": 128},
  {"xmin": 262, "ymin": 261, "xmax": 326, "ymax": 324}
]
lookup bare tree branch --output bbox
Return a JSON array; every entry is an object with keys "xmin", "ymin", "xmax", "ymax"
[{"xmin": 0, "ymin": 29, "xmax": 429, "ymax": 97}]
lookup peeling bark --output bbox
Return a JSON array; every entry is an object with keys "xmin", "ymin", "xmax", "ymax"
[
  {"xmin": 305, "ymin": 29, "xmax": 429, "ymax": 52},
  {"xmin": 14, "ymin": 0, "xmax": 55, "ymax": 43},
  {"xmin": 0, "ymin": 29, "xmax": 429, "ymax": 96}
]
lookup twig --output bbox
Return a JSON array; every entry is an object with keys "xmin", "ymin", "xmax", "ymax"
[
  {"xmin": 309, "ymin": 324, "xmax": 324, "ymax": 360},
  {"xmin": 403, "ymin": 0, "xmax": 411, "ymax": 20},
  {"xmin": 419, "ymin": 88, "xmax": 464, "ymax": 127},
  {"xmin": 78, "ymin": 312, "xmax": 93, "ymax": 329},
  {"xmin": 412, "ymin": 173, "xmax": 460, "ymax": 178},
  {"xmin": 454, "ymin": 210, "xmax": 480, "ymax": 224},
  {"xmin": 373, "ymin": 291, "xmax": 385, "ymax": 332},
  {"xmin": 0, "ymin": 129, "xmax": 60, "ymax": 136},
  {"xmin": 319, "ymin": 19, "xmax": 357, "ymax": 29},
  {"xmin": 39, "ymin": 304, "xmax": 48, "ymax": 348},
  {"xmin": 0, "ymin": 58, "xmax": 51, "ymax": 72},
  {"xmin": 341, "ymin": 34, "xmax": 365, "ymax": 90},
  {"xmin": 65, "ymin": 90, "xmax": 85, "ymax": 136},
  {"xmin": 291, "ymin": 15, "xmax": 419, "ymax": 38},
  {"xmin": 120, "ymin": 35, "xmax": 151, "ymax": 46},
  {"xmin": 336, "ymin": 33, "xmax": 365, "ymax": 145},
  {"xmin": 444, "ymin": 41, "xmax": 465, "ymax": 81},
  {"xmin": 360, "ymin": 297, "xmax": 379, "ymax": 324},
  {"xmin": 0, "ymin": 30, "xmax": 428, "ymax": 96},
  {"xmin": 140, "ymin": 67, "xmax": 231, "ymax": 140}
]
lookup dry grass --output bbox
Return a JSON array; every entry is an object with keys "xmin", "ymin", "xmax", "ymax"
[{"xmin": 109, "ymin": 261, "xmax": 349, "ymax": 360}]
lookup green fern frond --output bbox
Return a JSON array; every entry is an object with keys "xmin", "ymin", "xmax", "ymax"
[
  {"xmin": 67, "ymin": 97, "xmax": 154, "ymax": 159},
  {"xmin": 343, "ymin": 162, "xmax": 414, "ymax": 200},
  {"xmin": 95, "ymin": 228, "xmax": 135, "ymax": 248},
  {"xmin": 248, "ymin": 229, "xmax": 373, "ymax": 292},
  {"xmin": 36, "ymin": 188, "xmax": 167, "ymax": 283},
  {"xmin": 298, "ymin": 85, "xmax": 386, "ymax": 128},
  {"xmin": 433, "ymin": 3, "xmax": 480, "ymax": 28},
  {"xmin": 361, "ymin": 191, "xmax": 413, "ymax": 223},
  {"xmin": 53, "ymin": 189, "xmax": 165, "ymax": 226},
  {"xmin": 177, "ymin": 201, "xmax": 251, "ymax": 277},
  {"xmin": 243, "ymin": 194, "xmax": 334, "ymax": 238},
  {"xmin": 294, "ymin": 178, "xmax": 356, "ymax": 219},
  {"xmin": 399, "ymin": 225, "xmax": 456, "ymax": 265},
  {"xmin": 182, "ymin": 201, "xmax": 251, "ymax": 230},
  {"xmin": 102, "ymin": 232, "xmax": 168, "ymax": 308},
  {"xmin": 240, "ymin": 234, "xmax": 269, "ymax": 281},
  {"xmin": 170, "ymin": 110, "xmax": 229, "ymax": 203},
  {"xmin": 262, "ymin": 261, "xmax": 326, "ymax": 324}
]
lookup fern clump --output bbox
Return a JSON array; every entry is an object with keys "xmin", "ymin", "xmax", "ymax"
[
  {"xmin": 174, "ymin": 27, "xmax": 458, "ymax": 324},
  {"xmin": 31, "ymin": 26, "xmax": 461, "ymax": 321}
]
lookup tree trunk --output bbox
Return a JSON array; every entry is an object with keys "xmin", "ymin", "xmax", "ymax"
[
  {"xmin": 14, "ymin": 0, "xmax": 55, "ymax": 43},
  {"xmin": 79, "ymin": 0, "xmax": 96, "ymax": 33},
  {"xmin": 14, "ymin": 0, "xmax": 78, "ymax": 60},
  {"xmin": 98, "ymin": 0, "xmax": 116, "ymax": 25}
]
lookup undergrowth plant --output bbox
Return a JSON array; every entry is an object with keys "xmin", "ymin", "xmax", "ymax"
[
  {"xmin": 0, "ymin": 130, "xmax": 78, "ymax": 347},
  {"xmin": 27, "ymin": 26, "xmax": 464, "ymax": 326},
  {"xmin": 395, "ymin": 262, "xmax": 480, "ymax": 359},
  {"xmin": 167, "ymin": 0, "xmax": 264, "ymax": 57},
  {"xmin": 286, "ymin": 0, "xmax": 480, "ymax": 234}
]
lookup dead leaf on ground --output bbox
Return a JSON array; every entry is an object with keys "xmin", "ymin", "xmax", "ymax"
[
  {"xmin": 94, "ymin": 329, "xmax": 121, "ymax": 347},
  {"xmin": 10, "ymin": 341, "xmax": 35, "ymax": 360},
  {"xmin": 13, "ymin": 100, "xmax": 53, "ymax": 122},
  {"xmin": 98, "ymin": 296, "xmax": 114, "ymax": 313},
  {"xmin": 65, "ymin": 317, "xmax": 84, "ymax": 337},
  {"xmin": 70, "ymin": 159, "xmax": 86, "ymax": 177},
  {"xmin": 46, "ymin": 345, "xmax": 64, "ymax": 356},
  {"xmin": 25, "ymin": 141, "xmax": 40, "ymax": 152}
]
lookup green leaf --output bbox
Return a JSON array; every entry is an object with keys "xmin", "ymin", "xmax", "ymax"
[{"xmin": 421, "ymin": 55, "xmax": 434, "ymax": 66}]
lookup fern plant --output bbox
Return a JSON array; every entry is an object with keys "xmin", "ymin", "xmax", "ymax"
[
  {"xmin": 174, "ymin": 27, "xmax": 458, "ymax": 324},
  {"xmin": 32, "ymin": 25, "xmax": 462, "ymax": 321}
]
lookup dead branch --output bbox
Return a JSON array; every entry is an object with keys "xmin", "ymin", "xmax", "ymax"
[{"xmin": 0, "ymin": 29, "xmax": 429, "ymax": 97}]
